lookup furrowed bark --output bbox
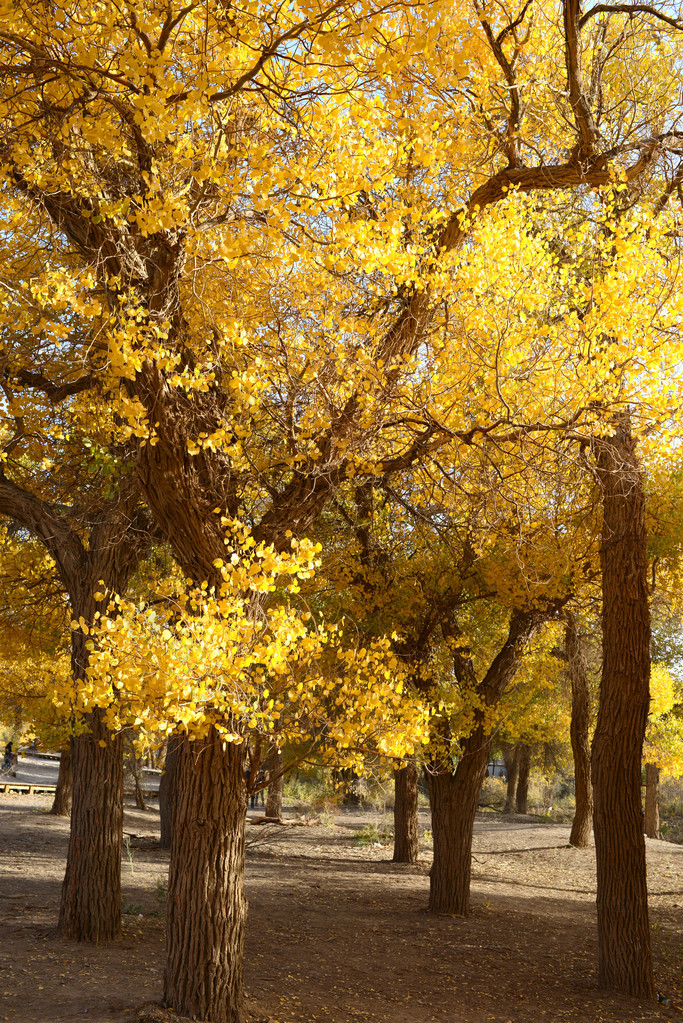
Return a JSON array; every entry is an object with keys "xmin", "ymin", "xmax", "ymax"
[
  {"xmin": 163, "ymin": 730, "xmax": 247, "ymax": 1023},
  {"xmin": 265, "ymin": 748, "xmax": 284, "ymax": 819},
  {"xmin": 57, "ymin": 702, "xmax": 123, "ymax": 942},
  {"xmin": 427, "ymin": 609, "xmax": 549, "ymax": 915},
  {"xmin": 427, "ymin": 725, "xmax": 492, "ymax": 915},
  {"xmin": 393, "ymin": 759, "xmax": 419, "ymax": 864},
  {"xmin": 159, "ymin": 735, "xmax": 181, "ymax": 851},
  {"xmin": 566, "ymin": 616, "xmax": 593, "ymax": 848},
  {"xmin": 55, "ymin": 495, "xmax": 150, "ymax": 943},
  {"xmin": 50, "ymin": 743, "xmax": 73, "ymax": 817},
  {"xmin": 644, "ymin": 763, "xmax": 660, "ymax": 840},
  {"xmin": 592, "ymin": 423, "xmax": 655, "ymax": 998}
]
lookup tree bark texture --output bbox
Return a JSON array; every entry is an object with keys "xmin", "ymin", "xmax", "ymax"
[
  {"xmin": 265, "ymin": 748, "xmax": 284, "ymax": 819},
  {"xmin": 427, "ymin": 609, "xmax": 548, "ymax": 916},
  {"xmin": 427, "ymin": 728, "xmax": 491, "ymax": 915},
  {"xmin": 502, "ymin": 742, "xmax": 520, "ymax": 813},
  {"xmin": 0, "ymin": 480, "xmax": 151, "ymax": 944},
  {"xmin": 57, "ymin": 705, "xmax": 123, "ymax": 942},
  {"xmin": 566, "ymin": 617, "xmax": 593, "ymax": 848},
  {"xmin": 159, "ymin": 736, "xmax": 181, "ymax": 851},
  {"xmin": 57, "ymin": 512, "xmax": 149, "ymax": 943},
  {"xmin": 644, "ymin": 763, "xmax": 660, "ymax": 840},
  {"xmin": 393, "ymin": 760, "xmax": 419, "ymax": 863},
  {"xmin": 163, "ymin": 730, "xmax": 247, "ymax": 1023},
  {"xmin": 50, "ymin": 743, "xmax": 73, "ymax": 817},
  {"xmin": 592, "ymin": 425, "xmax": 655, "ymax": 999},
  {"xmin": 515, "ymin": 744, "xmax": 531, "ymax": 814}
]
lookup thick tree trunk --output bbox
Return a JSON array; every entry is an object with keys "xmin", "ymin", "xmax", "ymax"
[
  {"xmin": 426, "ymin": 608, "xmax": 548, "ymax": 916},
  {"xmin": 57, "ymin": 706, "xmax": 123, "ymax": 941},
  {"xmin": 502, "ymin": 743, "xmax": 520, "ymax": 813},
  {"xmin": 393, "ymin": 760, "xmax": 419, "ymax": 863},
  {"xmin": 57, "ymin": 580, "xmax": 130, "ymax": 944},
  {"xmin": 644, "ymin": 763, "xmax": 660, "ymax": 840},
  {"xmin": 427, "ymin": 726, "xmax": 491, "ymax": 915},
  {"xmin": 566, "ymin": 617, "xmax": 593, "ymax": 848},
  {"xmin": 163, "ymin": 730, "xmax": 247, "ymax": 1023},
  {"xmin": 0, "ymin": 479, "xmax": 148, "ymax": 943},
  {"xmin": 159, "ymin": 736, "xmax": 181, "ymax": 851},
  {"xmin": 515, "ymin": 744, "xmax": 531, "ymax": 814},
  {"xmin": 265, "ymin": 748, "xmax": 284, "ymax": 819},
  {"xmin": 50, "ymin": 743, "xmax": 73, "ymax": 817},
  {"xmin": 592, "ymin": 424, "xmax": 655, "ymax": 999}
]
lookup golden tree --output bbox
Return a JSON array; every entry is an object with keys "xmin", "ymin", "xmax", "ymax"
[{"xmin": 3, "ymin": 0, "xmax": 683, "ymax": 1015}]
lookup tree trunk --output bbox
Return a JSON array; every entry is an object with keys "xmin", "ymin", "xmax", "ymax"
[
  {"xmin": 592, "ymin": 423, "xmax": 655, "ymax": 999},
  {"xmin": 57, "ymin": 706, "xmax": 123, "ymax": 942},
  {"xmin": 333, "ymin": 767, "xmax": 361, "ymax": 805},
  {"xmin": 644, "ymin": 763, "xmax": 660, "ymax": 840},
  {"xmin": 427, "ymin": 725, "xmax": 492, "ymax": 915},
  {"xmin": 0, "ymin": 479, "xmax": 148, "ymax": 943},
  {"xmin": 393, "ymin": 760, "xmax": 419, "ymax": 863},
  {"xmin": 163, "ymin": 730, "xmax": 247, "ymax": 1023},
  {"xmin": 502, "ymin": 742, "xmax": 520, "ymax": 813},
  {"xmin": 515, "ymin": 744, "xmax": 531, "ymax": 814},
  {"xmin": 159, "ymin": 736, "xmax": 181, "ymax": 851},
  {"xmin": 265, "ymin": 748, "xmax": 284, "ymax": 819},
  {"xmin": 50, "ymin": 743, "xmax": 73, "ymax": 817},
  {"xmin": 130, "ymin": 753, "xmax": 147, "ymax": 811},
  {"xmin": 566, "ymin": 616, "xmax": 593, "ymax": 848},
  {"xmin": 426, "ymin": 608, "xmax": 548, "ymax": 916}
]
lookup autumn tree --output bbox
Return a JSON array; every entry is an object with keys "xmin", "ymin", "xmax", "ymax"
[
  {"xmin": 0, "ymin": 530, "xmax": 75, "ymax": 811},
  {"xmin": 0, "ymin": 476, "xmax": 151, "ymax": 941},
  {"xmin": 0, "ymin": 220, "xmax": 153, "ymax": 939},
  {"xmin": 565, "ymin": 614, "xmax": 595, "ymax": 848},
  {"xmin": 495, "ymin": 620, "xmax": 579, "ymax": 819},
  {"xmin": 311, "ymin": 443, "xmax": 596, "ymax": 911},
  {"xmin": 642, "ymin": 664, "xmax": 683, "ymax": 838},
  {"xmin": 84, "ymin": 534, "xmax": 428, "ymax": 1021},
  {"xmin": 4, "ymin": 0, "xmax": 683, "ymax": 1013}
]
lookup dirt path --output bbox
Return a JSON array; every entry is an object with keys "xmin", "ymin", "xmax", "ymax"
[{"xmin": 0, "ymin": 795, "xmax": 681, "ymax": 1022}]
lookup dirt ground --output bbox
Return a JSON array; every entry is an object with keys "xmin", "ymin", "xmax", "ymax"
[{"xmin": 0, "ymin": 795, "xmax": 681, "ymax": 1023}]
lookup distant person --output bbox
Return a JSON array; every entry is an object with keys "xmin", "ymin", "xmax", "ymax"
[
  {"xmin": 4, "ymin": 741, "xmax": 14, "ymax": 771},
  {"xmin": 247, "ymin": 768, "xmax": 265, "ymax": 810}
]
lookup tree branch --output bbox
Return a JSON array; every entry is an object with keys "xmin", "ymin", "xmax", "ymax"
[
  {"xmin": 579, "ymin": 3, "xmax": 683, "ymax": 29},
  {"xmin": 14, "ymin": 369, "xmax": 96, "ymax": 403}
]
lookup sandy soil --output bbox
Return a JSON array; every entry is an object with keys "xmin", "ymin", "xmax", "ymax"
[{"xmin": 0, "ymin": 795, "xmax": 681, "ymax": 1023}]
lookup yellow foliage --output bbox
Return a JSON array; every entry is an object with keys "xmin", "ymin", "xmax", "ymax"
[
  {"xmin": 2, "ymin": 0, "xmax": 683, "ymax": 775},
  {"xmin": 644, "ymin": 663, "xmax": 683, "ymax": 776},
  {"xmin": 70, "ymin": 530, "xmax": 429, "ymax": 764}
]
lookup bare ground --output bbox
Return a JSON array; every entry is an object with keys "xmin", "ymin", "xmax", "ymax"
[{"xmin": 0, "ymin": 794, "xmax": 681, "ymax": 1023}]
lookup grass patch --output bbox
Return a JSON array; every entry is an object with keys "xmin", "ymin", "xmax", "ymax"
[
  {"xmin": 122, "ymin": 902, "xmax": 143, "ymax": 916},
  {"xmin": 352, "ymin": 822, "xmax": 393, "ymax": 847}
]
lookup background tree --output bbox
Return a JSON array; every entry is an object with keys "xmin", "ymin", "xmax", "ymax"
[
  {"xmin": 82, "ymin": 537, "xmax": 429, "ymax": 1022},
  {"xmin": 565, "ymin": 614, "xmax": 596, "ymax": 848},
  {"xmin": 643, "ymin": 663, "xmax": 683, "ymax": 839}
]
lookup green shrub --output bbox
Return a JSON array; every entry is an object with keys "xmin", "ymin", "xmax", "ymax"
[
  {"xmin": 660, "ymin": 776, "xmax": 683, "ymax": 818},
  {"xmin": 352, "ymin": 822, "xmax": 393, "ymax": 847},
  {"xmin": 479, "ymin": 776, "xmax": 507, "ymax": 810},
  {"xmin": 283, "ymin": 773, "xmax": 334, "ymax": 812},
  {"xmin": 122, "ymin": 902, "xmax": 143, "ymax": 916}
]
